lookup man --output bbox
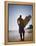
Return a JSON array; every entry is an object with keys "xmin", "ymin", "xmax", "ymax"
[{"xmin": 17, "ymin": 15, "xmax": 25, "ymax": 41}]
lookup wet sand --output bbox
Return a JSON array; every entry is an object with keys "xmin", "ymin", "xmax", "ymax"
[{"xmin": 8, "ymin": 29, "xmax": 33, "ymax": 42}]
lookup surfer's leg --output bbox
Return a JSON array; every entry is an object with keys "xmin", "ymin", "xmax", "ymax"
[{"xmin": 20, "ymin": 33, "xmax": 22, "ymax": 41}]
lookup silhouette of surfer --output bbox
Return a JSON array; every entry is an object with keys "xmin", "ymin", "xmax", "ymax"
[{"xmin": 17, "ymin": 15, "xmax": 25, "ymax": 41}]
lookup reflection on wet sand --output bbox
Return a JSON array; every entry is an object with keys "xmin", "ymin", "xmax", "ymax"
[{"xmin": 8, "ymin": 29, "xmax": 33, "ymax": 42}]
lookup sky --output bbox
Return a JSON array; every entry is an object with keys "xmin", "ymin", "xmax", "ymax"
[{"xmin": 8, "ymin": 4, "xmax": 32, "ymax": 31}]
